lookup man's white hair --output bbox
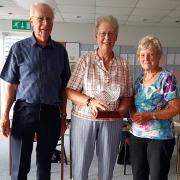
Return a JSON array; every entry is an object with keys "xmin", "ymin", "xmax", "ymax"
[{"xmin": 30, "ymin": 2, "xmax": 54, "ymax": 19}]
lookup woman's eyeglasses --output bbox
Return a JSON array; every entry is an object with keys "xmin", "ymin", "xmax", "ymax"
[{"xmin": 98, "ymin": 32, "xmax": 116, "ymax": 38}]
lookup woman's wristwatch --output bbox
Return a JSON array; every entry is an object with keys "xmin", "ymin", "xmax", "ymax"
[{"xmin": 86, "ymin": 97, "xmax": 93, "ymax": 106}]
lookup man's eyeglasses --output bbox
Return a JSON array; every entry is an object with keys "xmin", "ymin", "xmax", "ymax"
[
  {"xmin": 98, "ymin": 32, "xmax": 116, "ymax": 38},
  {"xmin": 32, "ymin": 16, "xmax": 53, "ymax": 23}
]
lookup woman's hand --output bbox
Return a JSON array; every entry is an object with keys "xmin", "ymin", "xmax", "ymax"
[
  {"xmin": 131, "ymin": 112, "xmax": 151, "ymax": 125},
  {"xmin": 89, "ymin": 98, "xmax": 109, "ymax": 117}
]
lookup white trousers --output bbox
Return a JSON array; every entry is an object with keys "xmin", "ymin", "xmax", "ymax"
[{"xmin": 71, "ymin": 115, "xmax": 122, "ymax": 180}]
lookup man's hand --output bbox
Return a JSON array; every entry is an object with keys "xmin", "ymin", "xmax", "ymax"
[{"xmin": 0, "ymin": 117, "xmax": 11, "ymax": 137}]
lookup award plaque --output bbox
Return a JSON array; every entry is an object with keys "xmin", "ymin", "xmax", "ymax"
[
  {"xmin": 93, "ymin": 84, "xmax": 122, "ymax": 119},
  {"xmin": 96, "ymin": 110, "xmax": 122, "ymax": 118}
]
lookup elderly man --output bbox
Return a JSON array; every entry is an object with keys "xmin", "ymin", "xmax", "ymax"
[{"xmin": 0, "ymin": 2, "xmax": 70, "ymax": 180}]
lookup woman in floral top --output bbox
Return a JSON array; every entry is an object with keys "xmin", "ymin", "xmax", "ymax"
[{"xmin": 130, "ymin": 34, "xmax": 180, "ymax": 180}]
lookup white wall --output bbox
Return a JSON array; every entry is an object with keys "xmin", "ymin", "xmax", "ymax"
[
  {"xmin": 1, "ymin": 19, "xmax": 180, "ymax": 46},
  {"xmin": 53, "ymin": 21, "xmax": 180, "ymax": 47}
]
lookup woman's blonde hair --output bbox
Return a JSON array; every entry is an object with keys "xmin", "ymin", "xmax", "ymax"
[
  {"xmin": 95, "ymin": 15, "xmax": 119, "ymax": 36},
  {"xmin": 136, "ymin": 34, "xmax": 162, "ymax": 60}
]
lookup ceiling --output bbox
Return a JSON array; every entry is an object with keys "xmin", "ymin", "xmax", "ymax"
[{"xmin": 0, "ymin": 0, "xmax": 180, "ymax": 27}]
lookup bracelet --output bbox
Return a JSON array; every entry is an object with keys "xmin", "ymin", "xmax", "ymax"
[
  {"xmin": 151, "ymin": 112, "xmax": 156, "ymax": 120},
  {"xmin": 86, "ymin": 97, "xmax": 92, "ymax": 106},
  {"xmin": 61, "ymin": 112, "xmax": 67, "ymax": 118}
]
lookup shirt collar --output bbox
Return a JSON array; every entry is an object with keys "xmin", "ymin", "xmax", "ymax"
[
  {"xmin": 30, "ymin": 33, "xmax": 54, "ymax": 48},
  {"xmin": 95, "ymin": 48, "xmax": 116, "ymax": 62},
  {"xmin": 95, "ymin": 49, "xmax": 100, "ymax": 60}
]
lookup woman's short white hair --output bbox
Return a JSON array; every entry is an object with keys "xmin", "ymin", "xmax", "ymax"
[
  {"xmin": 136, "ymin": 34, "xmax": 163, "ymax": 60},
  {"xmin": 95, "ymin": 15, "xmax": 119, "ymax": 36}
]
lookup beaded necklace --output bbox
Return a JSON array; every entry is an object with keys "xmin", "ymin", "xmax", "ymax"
[{"xmin": 143, "ymin": 71, "xmax": 159, "ymax": 83}]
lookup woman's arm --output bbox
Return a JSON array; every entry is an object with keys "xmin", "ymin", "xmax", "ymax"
[
  {"xmin": 66, "ymin": 88, "xmax": 90, "ymax": 106},
  {"xmin": 150, "ymin": 98, "xmax": 180, "ymax": 119},
  {"xmin": 132, "ymin": 98, "xmax": 180, "ymax": 124},
  {"xmin": 66, "ymin": 88, "xmax": 108, "ymax": 115},
  {"xmin": 117, "ymin": 97, "xmax": 133, "ymax": 117}
]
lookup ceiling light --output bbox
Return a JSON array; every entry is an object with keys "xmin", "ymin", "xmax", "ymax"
[{"xmin": 13, "ymin": 0, "xmax": 56, "ymax": 10}]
